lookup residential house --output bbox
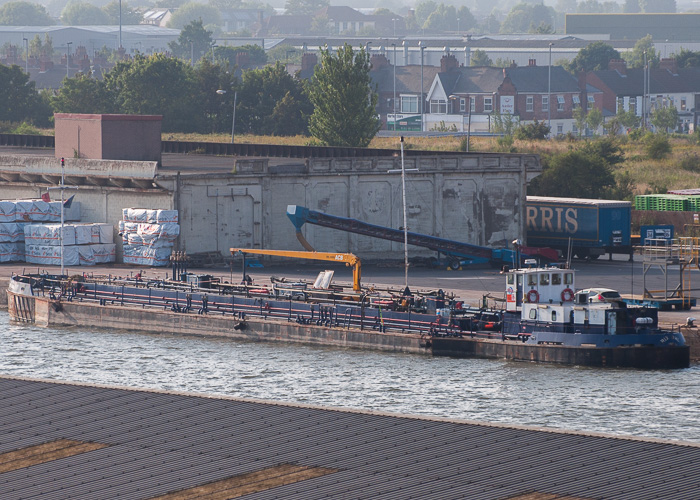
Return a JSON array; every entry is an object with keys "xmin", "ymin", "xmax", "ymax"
[
  {"xmin": 369, "ymin": 54, "xmax": 441, "ymax": 131},
  {"xmin": 142, "ymin": 9, "xmax": 174, "ymax": 28},
  {"xmin": 587, "ymin": 58, "xmax": 700, "ymax": 132},
  {"xmin": 422, "ymin": 57, "xmax": 603, "ymax": 134},
  {"xmin": 220, "ymin": 9, "xmax": 264, "ymax": 34}
]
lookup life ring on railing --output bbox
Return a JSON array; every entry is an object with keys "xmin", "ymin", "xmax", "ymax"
[
  {"xmin": 561, "ymin": 288, "xmax": 574, "ymax": 302},
  {"xmin": 526, "ymin": 289, "xmax": 539, "ymax": 303}
]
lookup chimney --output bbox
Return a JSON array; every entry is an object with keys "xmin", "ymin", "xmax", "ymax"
[
  {"xmin": 608, "ymin": 58, "xmax": 626, "ymax": 75},
  {"xmin": 235, "ymin": 52, "xmax": 250, "ymax": 68},
  {"xmin": 660, "ymin": 57, "xmax": 678, "ymax": 75},
  {"xmin": 528, "ymin": 58, "xmax": 536, "ymax": 66},
  {"xmin": 301, "ymin": 52, "xmax": 317, "ymax": 72},
  {"xmin": 440, "ymin": 54, "xmax": 458, "ymax": 72},
  {"xmin": 370, "ymin": 53, "xmax": 390, "ymax": 70}
]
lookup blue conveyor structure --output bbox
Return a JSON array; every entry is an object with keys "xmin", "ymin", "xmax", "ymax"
[{"xmin": 286, "ymin": 205, "xmax": 519, "ymax": 268}]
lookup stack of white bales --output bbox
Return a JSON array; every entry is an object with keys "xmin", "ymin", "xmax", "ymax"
[
  {"xmin": 24, "ymin": 223, "xmax": 115, "ymax": 266},
  {"xmin": 0, "ymin": 200, "xmax": 66, "ymax": 262},
  {"xmin": 119, "ymin": 208, "xmax": 179, "ymax": 266}
]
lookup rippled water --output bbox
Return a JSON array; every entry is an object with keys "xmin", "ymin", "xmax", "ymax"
[{"xmin": 1, "ymin": 311, "xmax": 698, "ymax": 443}]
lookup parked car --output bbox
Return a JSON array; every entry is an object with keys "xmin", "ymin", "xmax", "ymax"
[{"xmin": 576, "ymin": 288, "xmax": 622, "ymax": 304}]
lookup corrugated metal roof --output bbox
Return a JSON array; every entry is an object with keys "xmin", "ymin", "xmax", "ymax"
[{"xmin": 0, "ymin": 376, "xmax": 697, "ymax": 500}]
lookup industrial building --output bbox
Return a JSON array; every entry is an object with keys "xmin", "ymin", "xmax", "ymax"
[{"xmin": 0, "ymin": 114, "xmax": 540, "ymax": 264}]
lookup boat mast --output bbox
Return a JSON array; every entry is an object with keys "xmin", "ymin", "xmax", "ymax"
[{"xmin": 400, "ymin": 136, "xmax": 409, "ymax": 289}]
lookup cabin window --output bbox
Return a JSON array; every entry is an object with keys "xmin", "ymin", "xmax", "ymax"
[
  {"xmin": 507, "ymin": 274, "xmax": 515, "ymax": 285},
  {"xmin": 528, "ymin": 274, "xmax": 537, "ymax": 286},
  {"xmin": 552, "ymin": 311, "xmax": 557, "ymax": 321},
  {"xmin": 517, "ymin": 274, "xmax": 523, "ymax": 286},
  {"xmin": 552, "ymin": 273, "xmax": 561, "ymax": 285},
  {"xmin": 564, "ymin": 273, "xmax": 573, "ymax": 285},
  {"xmin": 540, "ymin": 274, "xmax": 550, "ymax": 285},
  {"xmin": 529, "ymin": 309, "xmax": 537, "ymax": 319}
]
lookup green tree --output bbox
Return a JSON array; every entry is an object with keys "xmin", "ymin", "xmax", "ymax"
[
  {"xmin": 555, "ymin": 0, "xmax": 578, "ymax": 13},
  {"xmin": 236, "ymin": 62, "xmax": 310, "ymax": 135},
  {"xmin": 617, "ymin": 109, "xmax": 641, "ymax": 129},
  {"xmin": 456, "ymin": 7, "xmax": 477, "ymax": 31},
  {"xmin": 103, "ymin": 0, "xmax": 142, "ymax": 24},
  {"xmin": 568, "ymin": 41, "xmax": 621, "ymax": 73},
  {"xmin": 61, "ymin": 1, "xmax": 109, "ymax": 24},
  {"xmin": 625, "ymin": 34, "xmax": 658, "ymax": 68},
  {"xmin": 103, "ymin": 53, "xmax": 202, "ymax": 132},
  {"xmin": 529, "ymin": 149, "xmax": 616, "ymax": 198},
  {"xmin": 586, "ymin": 107, "xmax": 603, "ymax": 134},
  {"xmin": 640, "ymin": 0, "xmax": 675, "ymax": 11},
  {"xmin": 307, "ymin": 44, "xmax": 379, "ymax": 147},
  {"xmin": 214, "ymin": 44, "xmax": 267, "ymax": 67},
  {"xmin": 51, "ymin": 73, "xmax": 113, "ymax": 113},
  {"xmin": 572, "ymin": 107, "xmax": 587, "ymax": 136},
  {"xmin": 0, "ymin": 64, "xmax": 52, "ymax": 126},
  {"xmin": 168, "ymin": 19, "xmax": 213, "ymax": 63},
  {"xmin": 194, "ymin": 58, "xmax": 235, "ymax": 133},
  {"xmin": 29, "ymin": 33, "xmax": 54, "ymax": 58},
  {"xmin": 481, "ymin": 13, "xmax": 500, "ymax": 34},
  {"xmin": 651, "ymin": 106, "xmax": 678, "ymax": 132},
  {"xmin": 674, "ymin": 48, "xmax": 700, "ymax": 68},
  {"xmin": 414, "ymin": 0, "xmax": 437, "ymax": 26},
  {"xmin": 284, "ymin": 0, "xmax": 328, "ymax": 15},
  {"xmin": 0, "ymin": 1, "xmax": 53, "ymax": 24},
  {"xmin": 470, "ymin": 49, "xmax": 492, "ymax": 66},
  {"xmin": 166, "ymin": 2, "xmax": 221, "ymax": 29},
  {"xmin": 581, "ymin": 137, "xmax": 625, "ymax": 166},
  {"xmin": 623, "ymin": 0, "xmax": 641, "ymax": 11},
  {"xmin": 500, "ymin": 3, "xmax": 553, "ymax": 34}
]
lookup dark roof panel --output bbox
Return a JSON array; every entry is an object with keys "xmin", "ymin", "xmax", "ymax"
[{"xmin": 0, "ymin": 376, "xmax": 698, "ymax": 500}]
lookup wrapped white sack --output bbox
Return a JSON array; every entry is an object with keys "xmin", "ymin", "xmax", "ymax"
[
  {"xmin": 122, "ymin": 245, "xmax": 172, "ymax": 267},
  {"xmin": 0, "ymin": 202, "xmax": 17, "ymax": 223},
  {"xmin": 24, "ymin": 224, "xmax": 76, "ymax": 246},
  {"xmin": 92, "ymin": 243, "xmax": 116, "ymax": 263},
  {"xmin": 93, "ymin": 223, "xmax": 114, "ymax": 244},
  {"xmin": 25, "ymin": 244, "xmax": 80, "ymax": 266},
  {"xmin": 73, "ymin": 224, "xmax": 94, "ymax": 245},
  {"xmin": 0, "ymin": 242, "xmax": 24, "ymax": 262},
  {"xmin": 0, "ymin": 222, "xmax": 26, "ymax": 242}
]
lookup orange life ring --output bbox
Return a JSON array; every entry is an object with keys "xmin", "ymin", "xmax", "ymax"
[
  {"xmin": 526, "ymin": 289, "xmax": 539, "ymax": 303},
  {"xmin": 561, "ymin": 288, "xmax": 574, "ymax": 302}
]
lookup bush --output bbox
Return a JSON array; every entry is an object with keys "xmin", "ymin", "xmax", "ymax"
[
  {"xmin": 628, "ymin": 128, "xmax": 644, "ymax": 142},
  {"xmin": 644, "ymin": 133, "xmax": 672, "ymax": 160},
  {"xmin": 679, "ymin": 153, "xmax": 700, "ymax": 173},
  {"xmin": 514, "ymin": 120, "xmax": 550, "ymax": 140},
  {"xmin": 11, "ymin": 122, "xmax": 41, "ymax": 135},
  {"xmin": 496, "ymin": 134, "xmax": 515, "ymax": 152}
]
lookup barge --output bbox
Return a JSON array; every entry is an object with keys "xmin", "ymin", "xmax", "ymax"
[{"xmin": 6, "ymin": 265, "xmax": 690, "ymax": 369}]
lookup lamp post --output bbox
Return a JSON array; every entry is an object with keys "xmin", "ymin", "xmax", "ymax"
[
  {"xmin": 119, "ymin": 0, "xmax": 122, "ymax": 48},
  {"xmin": 450, "ymin": 94, "xmax": 471, "ymax": 151},
  {"xmin": 23, "ymin": 37, "xmax": 28, "ymax": 74},
  {"xmin": 48, "ymin": 157, "xmax": 78, "ymax": 277},
  {"xmin": 216, "ymin": 89, "xmax": 236, "ymax": 144},
  {"xmin": 419, "ymin": 41, "xmax": 424, "ymax": 133},
  {"xmin": 392, "ymin": 18, "xmax": 397, "ymax": 36},
  {"xmin": 643, "ymin": 50, "xmax": 647, "ymax": 129},
  {"xmin": 457, "ymin": 18, "xmax": 460, "ymax": 33},
  {"xmin": 66, "ymin": 42, "xmax": 72, "ymax": 79},
  {"xmin": 392, "ymin": 43, "xmax": 397, "ymax": 132},
  {"xmin": 548, "ymin": 42, "xmax": 552, "ymax": 135}
]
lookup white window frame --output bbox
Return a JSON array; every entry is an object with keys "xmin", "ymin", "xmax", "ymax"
[
  {"xmin": 460, "ymin": 98, "xmax": 466, "ymax": 112},
  {"xmin": 526, "ymin": 96, "xmax": 533, "ymax": 112},
  {"xmin": 430, "ymin": 99, "xmax": 447, "ymax": 114},
  {"xmin": 400, "ymin": 95, "xmax": 418, "ymax": 114},
  {"xmin": 572, "ymin": 95, "xmax": 580, "ymax": 108},
  {"xmin": 484, "ymin": 97, "xmax": 493, "ymax": 113},
  {"xmin": 542, "ymin": 96, "xmax": 549, "ymax": 112},
  {"xmin": 557, "ymin": 95, "xmax": 565, "ymax": 111},
  {"xmin": 470, "ymin": 96, "xmax": 475, "ymax": 112},
  {"xmin": 587, "ymin": 95, "xmax": 595, "ymax": 104}
]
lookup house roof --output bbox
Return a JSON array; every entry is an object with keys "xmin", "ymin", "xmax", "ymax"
[
  {"xmin": 0, "ymin": 376, "xmax": 699, "ymax": 500},
  {"xmin": 317, "ymin": 6, "xmax": 368, "ymax": 21},
  {"xmin": 370, "ymin": 65, "xmax": 441, "ymax": 94},
  {"xmin": 505, "ymin": 65, "xmax": 581, "ymax": 93},
  {"xmin": 590, "ymin": 67, "xmax": 700, "ymax": 96}
]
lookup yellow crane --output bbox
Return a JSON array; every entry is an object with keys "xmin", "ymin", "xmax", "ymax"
[{"xmin": 230, "ymin": 248, "xmax": 362, "ymax": 292}]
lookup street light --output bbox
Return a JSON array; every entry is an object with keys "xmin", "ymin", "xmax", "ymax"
[
  {"xmin": 419, "ymin": 41, "xmax": 424, "ymax": 133},
  {"xmin": 66, "ymin": 42, "xmax": 72, "ymax": 79},
  {"xmin": 451, "ymin": 94, "xmax": 471, "ymax": 151},
  {"xmin": 392, "ymin": 17, "xmax": 398, "ymax": 37},
  {"xmin": 548, "ymin": 42, "xmax": 552, "ymax": 135},
  {"xmin": 23, "ymin": 37, "xmax": 28, "ymax": 74},
  {"xmin": 216, "ymin": 89, "xmax": 236, "ymax": 144},
  {"xmin": 392, "ymin": 43, "xmax": 397, "ymax": 132},
  {"xmin": 457, "ymin": 18, "xmax": 460, "ymax": 33}
]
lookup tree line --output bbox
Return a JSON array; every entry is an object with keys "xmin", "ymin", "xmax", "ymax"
[{"xmin": 0, "ymin": 41, "xmax": 379, "ymax": 147}]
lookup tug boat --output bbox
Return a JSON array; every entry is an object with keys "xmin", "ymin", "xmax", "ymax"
[
  {"xmin": 432, "ymin": 266, "xmax": 689, "ymax": 368},
  {"xmin": 6, "ymin": 266, "xmax": 690, "ymax": 369}
]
